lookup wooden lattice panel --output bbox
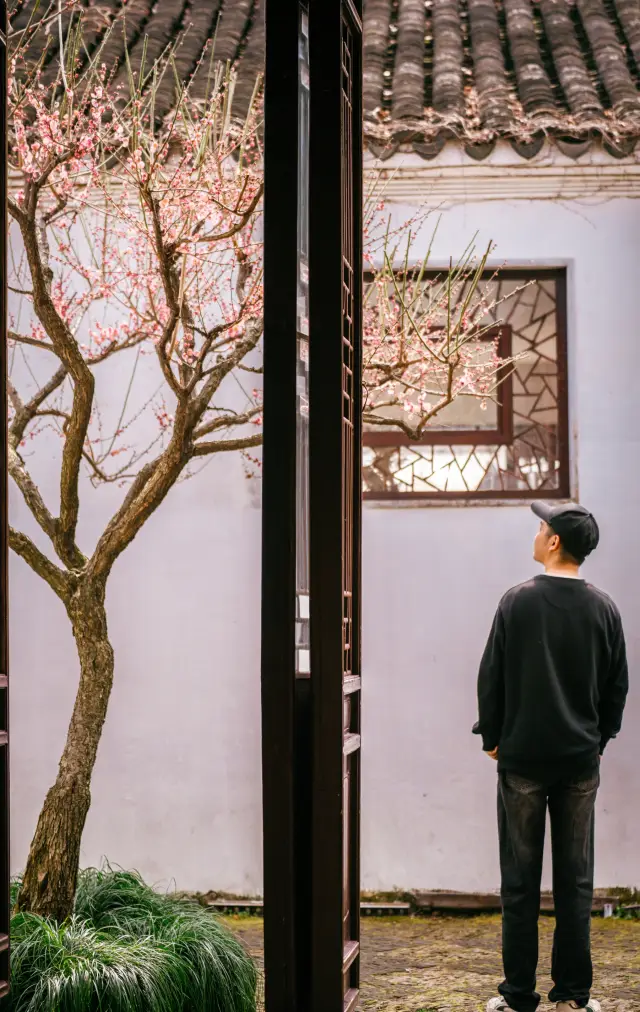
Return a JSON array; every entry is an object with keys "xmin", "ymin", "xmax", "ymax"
[{"xmin": 363, "ymin": 270, "xmax": 569, "ymax": 499}]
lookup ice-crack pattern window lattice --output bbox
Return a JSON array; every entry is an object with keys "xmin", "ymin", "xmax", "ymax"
[{"xmin": 363, "ymin": 270, "xmax": 569, "ymax": 500}]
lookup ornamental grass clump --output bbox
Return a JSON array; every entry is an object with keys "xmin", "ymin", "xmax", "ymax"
[{"xmin": 7, "ymin": 868, "xmax": 258, "ymax": 1012}]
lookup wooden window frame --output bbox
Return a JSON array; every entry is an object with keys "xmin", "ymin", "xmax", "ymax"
[{"xmin": 362, "ymin": 268, "xmax": 570, "ymax": 501}]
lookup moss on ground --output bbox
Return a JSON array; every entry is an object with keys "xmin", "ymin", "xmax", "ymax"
[{"xmin": 222, "ymin": 913, "xmax": 640, "ymax": 1012}]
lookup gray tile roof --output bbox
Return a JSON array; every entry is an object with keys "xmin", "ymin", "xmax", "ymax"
[
  {"xmin": 10, "ymin": 0, "xmax": 640, "ymax": 159},
  {"xmin": 366, "ymin": 0, "xmax": 640, "ymax": 158}
]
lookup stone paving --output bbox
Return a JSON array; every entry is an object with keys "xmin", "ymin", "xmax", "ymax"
[{"xmin": 221, "ymin": 913, "xmax": 640, "ymax": 1012}]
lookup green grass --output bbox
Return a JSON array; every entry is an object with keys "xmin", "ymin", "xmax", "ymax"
[{"xmin": 8, "ymin": 867, "xmax": 258, "ymax": 1012}]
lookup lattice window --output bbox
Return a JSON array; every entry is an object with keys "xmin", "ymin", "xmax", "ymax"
[{"xmin": 363, "ymin": 269, "xmax": 569, "ymax": 500}]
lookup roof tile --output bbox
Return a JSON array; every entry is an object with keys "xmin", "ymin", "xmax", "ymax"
[
  {"xmin": 432, "ymin": 0, "xmax": 464, "ymax": 116},
  {"xmin": 467, "ymin": 0, "xmax": 512, "ymax": 130},
  {"xmin": 503, "ymin": 0, "xmax": 556, "ymax": 115},
  {"xmin": 536, "ymin": 0, "xmax": 604, "ymax": 117},
  {"xmin": 12, "ymin": 0, "xmax": 640, "ymax": 159},
  {"xmin": 363, "ymin": 0, "xmax": 393, "ymax": 114},
  {"xmin": 577, "ymin": 0, "xmax": 640, "ymax": 114},
  {"xmin": 393, "ymin": 0, "xmax": 426, "ymax": 119},
  {"xmin": 615, "ymin": 0, "xmax": 640, "ymax": 70}
]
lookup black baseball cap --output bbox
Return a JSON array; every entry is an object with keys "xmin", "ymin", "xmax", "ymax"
[{"xmin": 531, "ymin": 501, "xmax": 600, "ymax": 563}]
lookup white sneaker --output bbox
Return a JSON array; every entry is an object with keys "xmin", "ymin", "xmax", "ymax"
[
  {"xmin": 556, "ymin": 1002, "xmax": 602, "ymax": 1012},
  {"xmin": 487, "ymin": 1000, "xmax": 513, "ymax": 1012}
]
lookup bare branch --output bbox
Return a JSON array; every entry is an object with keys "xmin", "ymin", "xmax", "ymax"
[
  {"xmin": 193, "ymin": 407, "xmax": 261, "ymax": 441},
  {"xmin": 9, "ymin": 364, "xmax": 68, "ymax": 448},
  {"xmin": 43, "ymin": 191, "xmax": 69, "ymax": 227},
  {"xmin": 9, "ymin": 330, "xmax": 57, "ymax": 354},
  {"xmin": 80, "ymin": 447, "xmax": 139, "ymax": 485},
  {"xmin": 142, "ymin": 190, "xmax": 188, "ymax": 397},
  {"xmin": 17, "ymin": 206, "xmax": 95, "ymax": 563},
  {"xmin": 8, "ymin": 197, "xmax": 27, "ymax": 225},
  {"xmin": 7, "ymin": 380, "xmax": 23, "ymax": 419},
  {"xmin": 88, "ymin": 433, "xmax": 188, "ymax": 582},
  {"xmin": 32, "ymin": 150, "xmax": 74, "ymax": 196},
  {"xmin": 9, "ymin": 528, "xmax": 70, "ymax": 601},
  {"xmin": 88, "ymin": 331, "xmax": 149, "ymax": 365},
  {"xmin": 192, "ymin": 433, "xmax": 262, "ymax": 456},
  {"xmin": 118, "ymin": 458, "xmax": 162, "ymax": 515},
  {"xmin": 190, "ymin": 318, "xmax": 263, "ymax": 425},
  {"xmin": 8, "ymin": 446, "xmax": 58, "ymax": 544},
  {"xmin": 88, "ymin": 321, "xmax": 260, "ymax": 581}
]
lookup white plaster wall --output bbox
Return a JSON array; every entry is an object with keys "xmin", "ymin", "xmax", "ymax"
[
  {"xmin": 10, "ymin": 454, "xmax": 264, "ymax": 895},
  {"xmin": 9, "ymin": 185, "xmax": 640, "ymax": 894},
  {"xmin": 361, "ymin": 192, "xmax": 640, "ymax": 893}
]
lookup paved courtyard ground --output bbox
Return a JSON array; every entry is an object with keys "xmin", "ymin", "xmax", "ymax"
[{"xmin": 222, "ymin": 913, "xmax": 640, "ymax": 1011}]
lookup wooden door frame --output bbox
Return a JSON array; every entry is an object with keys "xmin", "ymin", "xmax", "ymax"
[{"xmin": 309, "ymin": 2, "xmax": 363, "ymax": 1009}]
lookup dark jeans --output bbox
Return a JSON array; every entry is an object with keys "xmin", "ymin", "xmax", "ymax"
[{"xmin": 497, "ymin": 766, "xmax": 599, "ymax": 1012}]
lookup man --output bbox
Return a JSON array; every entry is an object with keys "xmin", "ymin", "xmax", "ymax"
[{"xmin": 474, "ymin": 501, "xmax": 629, "ymax": 1012}]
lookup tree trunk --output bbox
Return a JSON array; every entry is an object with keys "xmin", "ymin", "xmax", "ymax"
[{"xmin": 16, "ymin": 577, "xmax": 114, "ymax": 921}]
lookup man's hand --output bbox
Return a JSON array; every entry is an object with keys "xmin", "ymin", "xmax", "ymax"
[{"xmin": 486, "ymin": 747, "xmax": 499, "ymax": 761}]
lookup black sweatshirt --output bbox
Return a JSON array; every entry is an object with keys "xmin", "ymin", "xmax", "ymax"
[{"xmin": 473, "ymin": 574, "xmax": 629, "ymax": 780}]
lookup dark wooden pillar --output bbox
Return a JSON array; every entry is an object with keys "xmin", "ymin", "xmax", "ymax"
[
  {"xmin": 261, "ymin": 2, "xmax": 301, "ymax": 1008},
  {"xmin": 0, "ymin": 0, "xmax": 11, "ymax": 996},
  {"xmin": 262, "ymin": 2, "xmax": 362, "ymax": 1009}
]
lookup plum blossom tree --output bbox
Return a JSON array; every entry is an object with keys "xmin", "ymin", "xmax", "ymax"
[
  {"xmin": 8, "ymin": 9, "xmax": 511, "ymax": 920},
  {"xmin": 362, "ymin": 225, "xmax": 508, "ymax": 440}
]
